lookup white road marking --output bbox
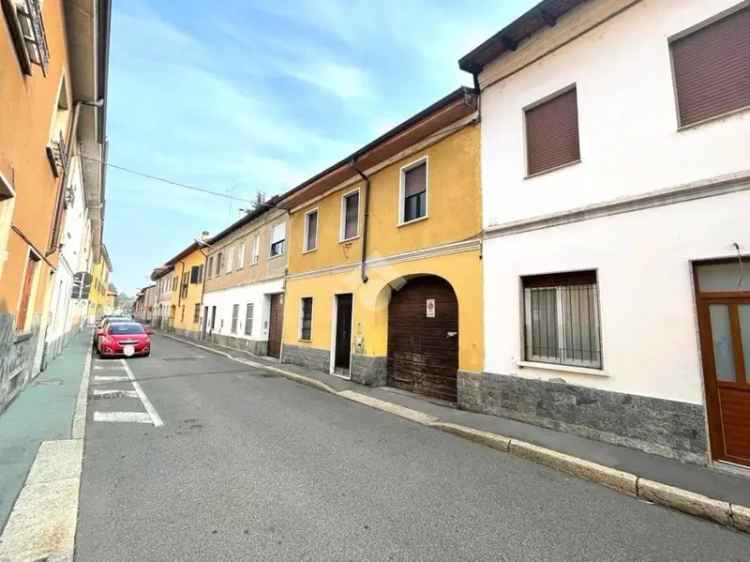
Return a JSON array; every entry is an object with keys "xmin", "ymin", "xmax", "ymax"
[
  {"xmin": 93, "ymin": 389, "xmax": 139, "ymax": 399},
  {"xmin": 93, "ymin": 375, "xmax": 129, "ymax": 382},
  {"xmin": 93, "ymin": 365, "xmax": 123, "ymax": 370},
  {"xmin": 93, "ymin": 411, "xmax": 153, "ymax": 423},
  {"xmin": 120, "ymin": 359, "xmax": 164, "ymax": 427}
]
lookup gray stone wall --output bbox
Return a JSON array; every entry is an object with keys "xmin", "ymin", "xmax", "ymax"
[
  {"xmin": 0, "ymin": 313, "xmax": 41, "ymax": 415},
  {"xmin": 168, "ymin": 327, "xmax": 269, "ymax": 357},
  {"xmin": 458, "ymin": 371, "xmax": 708, "ymax": 465},
  {"xmin": 351, "ymin": 355, "xmax": 387, "ymax": 386},
  {"xmin": 282, "ymin": 344, "xmax": 330, "ymax": 373}
]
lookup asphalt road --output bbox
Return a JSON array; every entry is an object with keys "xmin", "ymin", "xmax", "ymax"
[{"xmin": 76, "ymin": 335, "xmax": 750, "ymax": 561}]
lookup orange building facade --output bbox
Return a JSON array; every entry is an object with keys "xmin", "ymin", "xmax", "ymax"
[{"xmin": 0, "ymin": 0, "xmax": 110, "ymax": 411}]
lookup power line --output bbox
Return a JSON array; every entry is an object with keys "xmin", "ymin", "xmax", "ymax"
[{"xmin": 79, "ymin": 155, "xmax": 255, "ymax": 203}]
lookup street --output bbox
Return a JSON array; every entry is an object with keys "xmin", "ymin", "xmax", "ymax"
[{"xmin": 75, "ymin": 335, "xmax": 750, "ymax": 561}]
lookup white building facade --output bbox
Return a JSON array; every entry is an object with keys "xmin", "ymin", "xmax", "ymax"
[
  {"xmin": 463, "ymin": 0, "xmax": 750, "ymax": 466},
  {"xmin": 202, "ymin": 203, "xmax": 287, "ymax": 358}
]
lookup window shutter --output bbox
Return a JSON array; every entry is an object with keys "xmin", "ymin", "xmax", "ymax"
[
  {"xmin": 525, "ymin": 88, "xmax": 580, "ymax": 175},
  {"xmin": 344, "ymin": 193, "xmax": 359, "ymax": 239},
  {"xmin": 404, "ymin": 164, "xmax": 426, "ymax": 196},
  {"xmin": 306, "ymin": 211, "xmax": 317, "ymax": 250},
  {"xmin": 671, "ymin": 6, "xmax": 750, "ymax": 127},
  {"xmin": 252, "ymin": 236, "xmax": 260, "ymax": 263},
  {"xmin": 271, "ymin": 223, "xmax": 286, "ymax": 244},
  {"xmin": 190, "ymin": 266, "xmax": 199, "ymax": 283}
]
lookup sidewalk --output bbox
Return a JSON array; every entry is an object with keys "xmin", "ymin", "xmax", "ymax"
[
  {"xmin": 165, "ymin": 332, "xmax": 750, "ymax": 533},
  {"xmin": 0, "ymin": 330, "xmax": 90, "ymax": 530}
]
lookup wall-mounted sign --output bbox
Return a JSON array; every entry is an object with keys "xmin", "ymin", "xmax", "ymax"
[{"xmin": 426, "ymin": 298, "xmax": 436, "ymax": 318}]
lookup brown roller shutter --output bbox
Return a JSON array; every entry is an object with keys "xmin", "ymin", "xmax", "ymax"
[
  {"xmin": 525, "ymin": 87, "xmax": 580, "ymax": 176},
  {"xmin": 671, "ymin": 6, "xmax": 750, "ymax": 127}
]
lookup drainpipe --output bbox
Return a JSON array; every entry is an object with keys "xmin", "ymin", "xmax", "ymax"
[{"xmin": 350, "ymin": 159, "xmax": 370, "ymax": 283}]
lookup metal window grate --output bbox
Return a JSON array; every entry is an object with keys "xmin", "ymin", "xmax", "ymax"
[{"xmin": 523, "ymin": 279, "xmax": 602, "ymax": 368}]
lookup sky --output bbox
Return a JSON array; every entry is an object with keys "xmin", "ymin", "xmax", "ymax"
[{"xmin": 104, "ymin": 0, "xmax": 538, "ymax": 295}]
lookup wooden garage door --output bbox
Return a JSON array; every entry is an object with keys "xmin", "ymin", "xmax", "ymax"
[{"xmin": 387, "ymin": 276, "xmax": 458, "ymax": 402}]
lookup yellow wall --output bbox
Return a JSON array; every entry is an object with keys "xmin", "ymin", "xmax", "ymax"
[
  {"xmin": 283, "ymin": 250, "xmax": 483, "ymax": 373},
  {"xmin": 169, "ymin": 247, "xmax": 206, "ymax": 333},
  {"xmin": 282, "ymin": 122, "xmax": 483, "ymax": 374},
  {"xmin": 88, "ymin": 257, "xmax": 110, "ymax": 318},
  {"xmin": 288, "ymin": 125, "xmax": 481, "ymax": 274}
]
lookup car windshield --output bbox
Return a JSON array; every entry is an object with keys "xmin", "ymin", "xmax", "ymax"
[{"xmin": 109, "ymin": 323, "xmax": 145, "ymax": 335}]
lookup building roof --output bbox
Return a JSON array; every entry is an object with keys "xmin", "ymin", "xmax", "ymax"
[
  {"xmin": 150, "ymin": 264, "xmax": 174, "ymax": 281},
  {"xmin": 164, "ymin": 240, "xmax": 204, "ymax": 266},
  {"xmin": 458, "ymin": 0, "xmax": 588, "ymax": 74},
  {"xmin": 276, "ymin": 87, "xmax": 477, "ymax": 210},
  {"xmin": 207, "ymin": 196, "xmax": 282, "ymax": 246}
]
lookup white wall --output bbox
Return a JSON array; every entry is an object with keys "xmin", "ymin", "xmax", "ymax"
[
  {"xmin": 202, "ymin": 278, "xmax": 284, "ymax": 341},
  {"xmin": 480, "ymin": 0, "xmax": 750, "ymax": 229},
  {"xmin": 483, "ymin": 189, "xmax": 750, "ymax": 405}
]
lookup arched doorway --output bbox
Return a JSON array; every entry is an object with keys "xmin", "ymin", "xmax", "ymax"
[{"xmin": 387, "ymin": 275, "xmax": 458, "ymax": 402}]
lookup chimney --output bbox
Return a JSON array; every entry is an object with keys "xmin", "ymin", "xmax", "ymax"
[{"xmin": 200, "ymin": 231, "xmax": 210, "ymax": 242}]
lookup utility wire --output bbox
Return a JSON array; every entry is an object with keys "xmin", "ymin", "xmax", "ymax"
[{"xmin": 79, "ymin": 155, "xmax": 254, "ymax": 203}]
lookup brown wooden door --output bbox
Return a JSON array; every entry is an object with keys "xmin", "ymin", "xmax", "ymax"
[
  {"xmin": 335, "ymin": 294, "xmax": 353, "ymax": 370},
  {"xmin": 267, "ymin": 293, "xmax": 284, "ymax": 359},
  {"xmin": 698, "ymin": 296, "xmax": 750, "ymax": 466},
  {"xmin": 16, "ymin": 254, "xmax": 39, "ymax": 331},
  {"xmin": 387, "ymin": 276, "xmax": 458, "ymax": 402}
]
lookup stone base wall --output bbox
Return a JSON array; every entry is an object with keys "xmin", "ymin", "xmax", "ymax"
[
  {"xmin": 282, "ymin": 344, "xmax": 330, "ymax": 373},
  {"xmin": 351, "ymin": 355, "xmax": 387, "ymax": 386},
  {"xmin": 458, "ymin": 371, "xmax": 708, "ymax": 464},
  {"xmin": 168, "ymin": 328, "xmax": 269, "ymax": 356},
  {"xmin": 0, "ymin": 313, "xmax": 42, "ymax": 415}
]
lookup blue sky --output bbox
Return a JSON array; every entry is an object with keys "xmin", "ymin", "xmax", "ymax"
[{"xmin": 104, "ymin": 0, "xmax": 537, "ymax": 295}]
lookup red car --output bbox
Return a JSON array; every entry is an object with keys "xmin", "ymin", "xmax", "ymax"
[{"xmin": 97, "ymin": 322, "xmax": 152, "ymax": 358}]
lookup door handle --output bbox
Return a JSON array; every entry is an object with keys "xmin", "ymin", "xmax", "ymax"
[{"xmin": 446, "ymin": 331, "xmax": 458, "ymax": 338}]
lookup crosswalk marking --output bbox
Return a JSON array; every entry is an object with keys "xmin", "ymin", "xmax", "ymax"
[
  {"xmin": 93, "ymin": 375, "xmax": 129, "ymax": 382},
  {"xmin": 93, "ymin": 412, "xmax": 152, "ymax": 423},
  {"xmin": 93, "ymin": 389, "xmax": 139, "ymax": 399}
]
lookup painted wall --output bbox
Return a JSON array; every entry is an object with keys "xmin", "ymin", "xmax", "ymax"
[
  {"xmin": 288, "ymin": 125, "xmax": 481, "ymax": 274},
  {"xmin": 169, "ymin": 248, "xmax": 206, "ymax": 334},
  {"xmin": 204, "ymin": 209, "xmax": 287, "ymax": 293},
  {"xmin": 479, "ymin": 0, "xmax": 750, "ymax": 229},
  {"xmin": 202, "ymin": 278, "xmax": 284, "ymax": 342},
  {"xmin": 0, "ymin": 0, "xmax": 72, "ymax": 320},
  {"xmin": 478, "ymin": 0, "xmax": 750, "ymax": 407},
  {"xmin": 284, "ymin": 249, "xmax": 483, "ymax": 374}
]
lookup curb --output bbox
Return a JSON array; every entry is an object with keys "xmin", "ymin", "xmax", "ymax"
[{"xmin": 161, "ymin": 331, "xmax": 750, "ymax": 535}]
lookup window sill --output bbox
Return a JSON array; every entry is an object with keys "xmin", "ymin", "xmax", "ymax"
[
  {"xmin": 397, "ymin": 215, "xmax": 428, "ymax": 228},
  {"xmin": 298, "ymin": 338, "xmax": 312, "ymax": 343},
  {"xmin": 302, "ymin": 247, "xmax": 317, "ymax": 255},
  {"xmin": 338, "ymin": 235, "xmax": 359, "ymax": 244},
  {"xmin": 268, "ymin": 253, "xmax": 285, "ymax": 261},
  {"xmin": 517, "ymin": 360, "xmax": 608, "ymax": 377},
  {"xmin": 677, "ymin": 104, "xmax": 750, "ymax": 132},
  {"xmin": 524, "ymin": 159, "xmax": 581, "ymax": 180}
]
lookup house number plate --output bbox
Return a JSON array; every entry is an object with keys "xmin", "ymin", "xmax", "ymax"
[{"xmin": 426, "ymin": 298, "xmax": 436, "ymax": 318}]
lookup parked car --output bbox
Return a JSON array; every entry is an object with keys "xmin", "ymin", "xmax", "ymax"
[
  {"xmin": 96, "ymin": 322, "xmax": 151, "ymax": 358},
  {"xmin": 93, "ymin": 315, "xmax": 132, "ymax": 348}
]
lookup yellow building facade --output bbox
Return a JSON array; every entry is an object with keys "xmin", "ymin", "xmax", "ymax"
[
  {"xmin": 164, "ymin": 241, "xmax": 206, "ymax": 338},
  {"xmin": 88, "ymin": 246, "xmax": 112, "ymax": 321},
  {"xmin": 279, "ymin": 88, "xmax": 482, "ymax": 402}
]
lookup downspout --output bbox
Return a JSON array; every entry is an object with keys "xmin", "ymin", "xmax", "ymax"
[{"xmin": 350, "ymin": 159, "xmax": 370, "ymax": 283}]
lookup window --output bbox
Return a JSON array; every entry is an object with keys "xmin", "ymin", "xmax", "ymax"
[
  {"xmin": 251, "ymin": 236, "xmax": 260, "ymax": 264},
  {"xmin": 270, "ymin": 223, "xmax": 286, "ymax": 257},
  {"xmin": 181, "ymin": 305, "xmax": 185, "ymax": 322},
  {"xmin": 215, "ymin": 252, "xmax": 223, "ymax": 276},
  {"xmin": 207, "ymin": 256, "xmax": 214, "ymax": 279},
  {"xmin": 300, "ymin": 297, "xmax": 313, "ymax": 340},
  {"xmin": 401, "ymin": 159, "xmax": 427, "ymax": 223},
  {"xmin": 180, "ymin": 272, "xmax": 189, "ymax": 298},
  {"xmin": 197, "ymin": 264, "xmax": 204, "ymax": 283},
  {"xmin": 522, "ymin": 271, "xmax": 602, "ymax": 369},
  {"xmin": 525, "ymin": 86, "xmax": 580, "ymax": 176},
  {"xmin": 304, "ymin": 209, "xmax": 318, "ymax": 251},
  {"xmin": 3, "ymin": 0, "xmax": 49, "ymax": 76},
  {"xmin": 341, "ymin": 190, "xmax": 359, "ymax": 240},
  {"xmin": 193, "ymin": 303, "xmax": 200, "ymax": 323},
  {"xmin": 190, "ymin": 265, "xmax": 200, "ymax": 284},
  {"xmin": 237, "ymin": 242, "xmax": 245, "ymax": 269},
  {"xmin": 226, "ymin": 245, "xmax": 234, "ymax": 273},
  {"xmin": 245, "ymin": 303, "xmax": 254, "ymax": 336},
  {"xmin": 171, "ymin": 276, "xmax": 178, "ymax": 292},
  {"xmin": 231, "ymin": 304, "xmax": 239, "ymax": 334},
  {"xmin": 670, "ymin": 5, "xmax": 750, "ymax": 127}
]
